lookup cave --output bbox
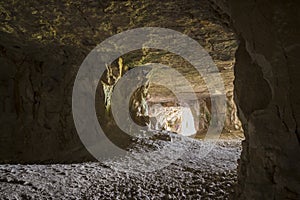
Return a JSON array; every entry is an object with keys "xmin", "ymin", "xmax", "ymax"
[{"xmin": 0, "ymin": 0, "xmax": 299, "ymax": 199}]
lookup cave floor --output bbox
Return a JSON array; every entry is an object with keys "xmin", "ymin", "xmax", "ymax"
[{"xmin": 0, "ymin": 133, "xmax": 242, "ymax": 200}]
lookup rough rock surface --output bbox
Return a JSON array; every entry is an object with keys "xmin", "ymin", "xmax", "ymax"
[
  {"xmin": 0, "ymin": 135, "xmax": 242, "ymax": 199},
  {"xmin": 228, "ymin": 0, "xmax": 300, "ymax": 199}
]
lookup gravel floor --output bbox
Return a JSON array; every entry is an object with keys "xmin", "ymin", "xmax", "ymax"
[{"xmin": 0, "ymin": 133, "xmax": 242, "ymax": 199}]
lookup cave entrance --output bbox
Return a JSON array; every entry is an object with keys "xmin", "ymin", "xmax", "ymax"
[
  {"xmin": 132, "ymin": 83, "xmax": 198, "ymax": 137},
  {"xmin": 147, "ymin": 101, "xmax": 197, "ymax": 137},
  {"xmin": 98, "ymin": 47, "xmax": 244, "ymax": 141}
]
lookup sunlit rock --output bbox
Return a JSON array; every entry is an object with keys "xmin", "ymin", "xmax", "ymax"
[{"xmin": 148, "ymin": 104, "xmax": 196, "ymax": 136}]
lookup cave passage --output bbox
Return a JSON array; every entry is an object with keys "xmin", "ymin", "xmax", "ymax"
[
  {"xmin": 1, "ymin": 0, "xmax": 243, "ymax": 198},
  {"xmin": 1, "ymin": 0, "xmax": 299, "ymax": 199}
]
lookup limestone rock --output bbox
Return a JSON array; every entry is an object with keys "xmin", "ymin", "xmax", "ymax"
[{"xmin": 229, "ymin": 0, "xmax": 300, "ymax": 199}]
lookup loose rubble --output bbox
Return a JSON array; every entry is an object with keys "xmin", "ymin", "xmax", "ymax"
[{"xmin": 0, "ymin": 133, "xmax": 242, "ymax": 199}]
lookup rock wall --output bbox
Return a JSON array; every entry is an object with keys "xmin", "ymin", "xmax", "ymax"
[
  {"xmin": 228, "ymin": 0, "xmax": 300, "ymax": 199},
  {"xmin": 0, "ymin": 33, "xmax": 94, "ymax": 163}
]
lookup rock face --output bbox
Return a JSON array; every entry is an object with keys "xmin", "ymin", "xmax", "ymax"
[
  {"xmin": 228, "ymin": 0, "xmax": 300, "ymax": 199},
  {"xmin": 0, "ymin": 33, "xmax": 94, "ymax": 163}
]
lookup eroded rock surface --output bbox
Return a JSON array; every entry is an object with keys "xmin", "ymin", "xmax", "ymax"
[{"xmin": 228, "ymin": 0, "xmax": 300, "ymax": 199}]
